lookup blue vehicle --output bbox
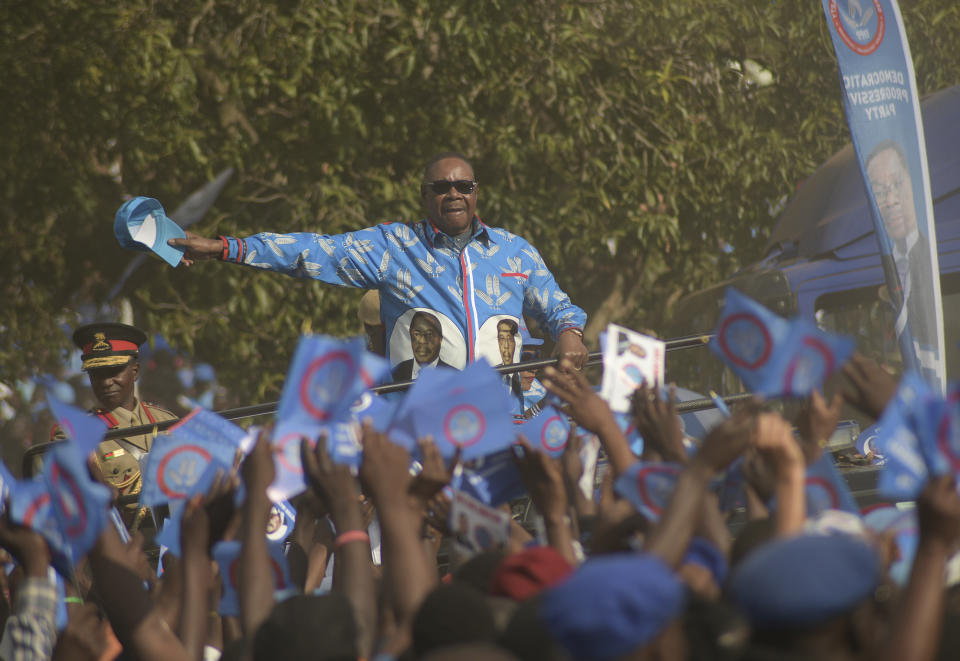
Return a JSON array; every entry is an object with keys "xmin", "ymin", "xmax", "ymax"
[
  {"xmin": 665, "ymin": 85, "xmax": 960, "ymax": 504},
  {"xmin": 667, "ymin": 84, "xmax": 960, "ymax": 400}
]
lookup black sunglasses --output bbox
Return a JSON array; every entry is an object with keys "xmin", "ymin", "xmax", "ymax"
[{"xmin": 425, "ymin": 179, "xmax": 477, "ymax": 195}]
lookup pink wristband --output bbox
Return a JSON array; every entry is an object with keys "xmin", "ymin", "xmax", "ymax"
[{"xmin": 334, "ymin": 530, "xmax": 370, "ymax": 549}]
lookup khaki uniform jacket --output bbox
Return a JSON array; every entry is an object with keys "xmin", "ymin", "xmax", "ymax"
[{"xmin": 92, "ymin": 400, "xmax": 177, "ymax": 493}]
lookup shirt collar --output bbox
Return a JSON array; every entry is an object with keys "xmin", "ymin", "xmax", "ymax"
[
  {"xmin": 423, "ymin": 216, "xmax": 493, "ymax": 248},
  {"xmin": 411, "ymin": 356, "xmax": 440, "ymax": 379}
]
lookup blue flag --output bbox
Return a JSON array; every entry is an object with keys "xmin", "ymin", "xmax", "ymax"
[
  {"xmin": 516, "ymin": 407, "xmax": 570, "ymax": 458},
  {"xmin": 213, "ymin": 539, "xmax": 292, "ymax": 618},
  {"xmin": 155, "ymin": 513, "xmax": 183, "ymax": 557},
  {"xmin": 410, "ymin": 361, "xmax": 516, "ymax": 461},
  {"xmin": 820, "ymin": 0, "xmax": 946, "ymax": 389},
  {"xmin": 46, "ymin": 394, "xmax": 107, "ymax": 457},
  {"xmin": 915, "ymin": 383, "xmax": 960, "ymax": 476},
  {"xmin": 459, "ymin": 449, "xmax": 527, "ymax": 507},
  {"xmin": 9, "ymin": 477, "xmax": 72, "ymax": 577},
  {"xmin": 42, "ymin": 443, "xmax": 113, "ymax": 565},
  {"xmin": 277, "ymin": 336, "xmax": 391, "ymax": 426},
  {"xmin": 875, "ymin": 373, "xmax": 932, "ymax": 500},
  {"xmin": 349, "ymin": 391, "xmax": 398, "ymax": 434},
  {"xmin": 268, "ymin": 420, "xmax": 320, "ymax": 503},
  {"xmin": 386, "ymin": 365, "xmax": 460, "ymax": 451},
  {"xmin": 804, "ymin": 452, "xmax": 860, "ymax": 516},
  {"xmin": 613, "ymin": 462, "xmax": 683, "ymax": 522},
  {"xmin": 141, "ymin": 409, "xmax": 242, "ymax": 506},
  {"xmin": 710, "ymin": 288, "xmax": 854, "ymax": 397}
]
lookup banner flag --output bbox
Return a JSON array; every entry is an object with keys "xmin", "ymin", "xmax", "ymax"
[
  {"xmin": 710, "ymin": 288, "xmax": 854, "ymax": 397},
  {"xmin": 820, "ymin": 0, "xmax": 945, "ymax": 389}
]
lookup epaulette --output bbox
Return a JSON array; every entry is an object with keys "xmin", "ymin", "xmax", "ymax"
[
  {"xmin": 92, "ymin": 408, "xmax": 119, "ymax": 429},
  {"xmin": 142, "ymin": 401, "xmax": 176, "ymax": 417}
]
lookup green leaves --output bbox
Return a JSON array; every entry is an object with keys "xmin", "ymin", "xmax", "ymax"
[{"xmin": 2, "ymin": 0, "xmax": 959, "ymax": 406}]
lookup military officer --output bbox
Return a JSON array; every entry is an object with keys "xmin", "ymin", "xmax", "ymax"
[{"xmin": 70, "ymin": 323, "xmax": 177, "ymax": 520}]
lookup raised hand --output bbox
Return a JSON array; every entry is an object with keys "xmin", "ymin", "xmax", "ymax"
[
  {"xmin": 753, "ymin": 412, "xmax": 805, "ymax": 476},
  {"xmin": 840, "ymin": 353, "xmax": 898, "ymax": 420},
  {"xmin": 180, "ymin": 470, "xmax": 239, "ymax": 557},
  {"xmin": 241, "ymin": 427, "xmax": 276, "ymax": 495},
  {"xmin": 0, "ymin": 508, "xmax": 51, "ymax": 578},
  {"xmin": 690, "ymin": 408, "xmax": 757, "ymax": 475},
  {"xmin": 408, "ymin": 436, "xmax": 458, "ymax": 508},
  {"xmin": 299, "ymin": 433, "xmax": 359, "ymax": 517},
  {"xmin": 916, "ymin": 475, "xmax": 960, "ymax": 549},
  {"xmin": 631, "ymin": 383, "xmax": 686, "ymax": 464},
  {"xmin": 795, "ymin": 390, "xmax": 844, "ymax": 463},
  {"xmin": 542, "ymin": 359, "xmax": 616, "ymax": 434}
]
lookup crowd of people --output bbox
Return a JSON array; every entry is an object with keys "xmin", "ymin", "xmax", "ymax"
[
  {"xmin": 2, "ymin": 349, "xmax": 959, "ymax": 661},
  {"xmin": 3, "ymin": 150, "xmax": 957, "ymax": 661}
]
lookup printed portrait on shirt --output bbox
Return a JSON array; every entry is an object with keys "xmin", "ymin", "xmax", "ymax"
[
  {"xmin": 389, "ymin": 307, "xmax": 465, "ymax": 380},
  {"xmin": 477, "ymin": 315, "xmax": 521, "ymax": 367}
]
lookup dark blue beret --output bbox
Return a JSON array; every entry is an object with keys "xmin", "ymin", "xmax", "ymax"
[
  {"xmin": 727, "ymin": 533, "xmax": 880, "ymax": 628},
  {"xmin": 539, "ymin": 553, "xmax": 685, "ymax": 660}
]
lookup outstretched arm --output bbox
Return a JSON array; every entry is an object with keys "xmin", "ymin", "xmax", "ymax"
[{"xmin": 170, "ymin": 228, "xmax": 385, "ymax": 289}]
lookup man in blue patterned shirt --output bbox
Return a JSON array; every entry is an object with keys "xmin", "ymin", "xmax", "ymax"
[{"xmin": 171, "ymin": 153, "xmax": 588, "ymax": 375}]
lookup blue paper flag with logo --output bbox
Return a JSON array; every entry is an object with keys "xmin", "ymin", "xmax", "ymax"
[
  {"xmin": 349, "ymin": 391, "xmax": 398, "ymax": 434},
  {"xmin": 46, "ymin": 394, "xmax": 107, "ymax": 457},
  {"xmin": 613, "ymin": 462, "xmax": 683, "ymax": 522},
  {"xmin": 8, "ymin": 476, "xmax": 72, "ymax": 577},
  {"xmin": 516, "ymin": 407, "xmax": 570, "ymax": 458},
  {"xmin": 277, "ymin": 336, "xmax": 390, "ymax": 427},
  {"xmin": 804, "ymin": 451, "xmax": 860, "ymax": 516},
  {"xmin": 42, "ymin": 442, "xmax": 113, "ymax": 565},
  {"xmin": 141, "ymin": 409, "xmax": 242, "ymax": 507},
  {"xmin": 213, "ymin": 539, "xmax": 291, "ymax": 618},
  {"xmin": 386, "ymin": 365, "xmax": 459, "ymax": 451},
  {"xmin": 709, "ymin": 288, "xmax": 855, "ymax": 397},
  {"xmin": 915, "ymin": 382, "xmax": 960, "ymax": 477},
  {"xmin": 459, "ymin": 449, "xmax": 527, "ymax": 507},
  {"xmin": 268, "ymin": 419, "xmax": 320, "ymax": 503},
  {"xmin": 875, "ymin": 373, "xmax": 932, "ymax": 500},
  {"xmin": 409, "ymin": 361, "xmax": 517, "ymax": 461}
]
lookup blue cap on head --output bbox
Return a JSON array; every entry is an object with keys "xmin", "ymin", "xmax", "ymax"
[
  {"xmin": 728, "ymin": 533, "xmax": 880, "ymax": 628},
  {"xmin": 539, "ymin": 553, "xmax": 685, "ymax": 660},
  {"xmin": 114, "ymin": 197, "xmax": 186, "ymax": 267}
]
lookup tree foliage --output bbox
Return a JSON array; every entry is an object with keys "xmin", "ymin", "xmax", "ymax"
[{"xmin": 2, "ymin": 0, "xmax": 959, "ymax": 404}]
